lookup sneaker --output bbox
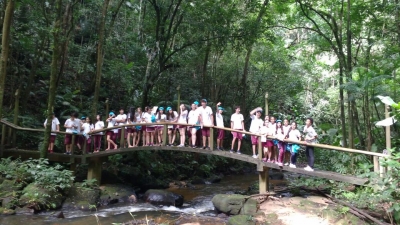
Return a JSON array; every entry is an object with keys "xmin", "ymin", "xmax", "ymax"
[
  {"xmin": 262, "ymin": 158, "xmax": 267, "ymax": 162},
  {"xmin": 304, "ymin": 166, "xmax": 314, "ymax": 171},
  {"xmin": 178, "ymin": 144, "xmax": 184, "ymax": 147},
  {"xmin": 206, "ymin": 147, "xmax": 210, "ymax": 150},
  {"xmin": 236, "ymin": 150, "xmax": 241, "ymax": 155},
  {"xmin": 284, "ymin": 162, "xmax": 289, "ymax": 166},
  {"xmin": 252, "ymin": 155, "xmax": 257, "ymax": 159},
  {"xmin": 289, "ymin": 163, "xmax": 296, "ymax": 168},
  {"xmin": 230, "ymin": 149, "xmax": 234, "ymax": 153},
  {"xmin": 277, "ymin": 162, "xmax": 283, "ymax": 166},
  {"xmin": 192, "ymin": 145, "xmax": 196, "ymax": 149}
]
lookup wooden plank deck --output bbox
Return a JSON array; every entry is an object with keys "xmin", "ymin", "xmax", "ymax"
[{"xmin": 2, "ymin": 147, "xmax": 368, "ymax": 186}]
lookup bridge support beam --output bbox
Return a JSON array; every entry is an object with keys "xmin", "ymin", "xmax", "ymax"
[
  {"xmin": 87, "ymin": 158, "xmax": 103, "ymax": 184},
  {"xmin": 257, "ymin": 163, "xmax": 269, "ymax": 194}
]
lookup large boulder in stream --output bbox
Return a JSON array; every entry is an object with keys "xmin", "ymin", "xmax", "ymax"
[
  {"xmin": 212, "ymin": 194, "xmax": 258, "ymax": 215},
  {"xmin": 144, "ymin": 189, "xmax": 183, "ymax": 207},
  {"xmin": 99, "ymin": 184, "xmax": 137, "ymax": 205},
  {"xmin": 19, "ymin": 183, "xmax": 64, "ymax": 211},
  {"xmin": 63, "ymin": 183, "xmax": 101, "ymax": 211}
]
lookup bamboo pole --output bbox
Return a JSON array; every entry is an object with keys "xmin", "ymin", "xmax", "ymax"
[
  {"xmin": 71, "ymin": 134, "xmax": 75, "ymax": 155},
  {"xmin": 162, "ymin": 124, "xmax": 168, "ymax": 146},
  {"xmin": 210, "ymin": 127, "xmax": 214, "ymax": 150},
  {"xmin": 258, "ymin": 136, "xmax": 262, "ymax": 159},
  {"xmin": 176, "ymin": 86, "xmax": 180, "ymax": 112},
  {"xmin": 265, "ymin": 92, "xmax": 269, "ymax": 116}
]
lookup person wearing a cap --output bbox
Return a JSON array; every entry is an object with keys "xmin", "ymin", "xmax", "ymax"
[
  {"xmin": 198, "ymin": 99, "xmax": 214, "ymax": 150},
  {"xmin": 188, "ymin": 102, "xmax": 200, "ymax": 148},
  {"xmin": 106, "ymin": 112, "xmax": 118, "ymax": 150},
  {"xmin": 275, "ymin": 119, "xmax": 285, "ymax": 166},
  {"xmin": 115, "ymin": 108, "xmax": 127, "ymax": 146},
  {"xmin": 144, "ymin": 106, "xmax": 156, "ymax": 146},
  {"xmin": 166, "ymin": 106, "xmax": 178, "ymax": 146},
  {"xmin": 44, "ymin": 112, "xmax": 60, "ymax": 153},
  {"xmin": 155, "ymin": 107, "xmax": 166, "ymax": 146},
  {"xmin": 63, "ymin": 112, "xmax": 79, "ymax": 154},
  {"xmin": 215, "ymin": 102, "xmax": 225, "ymax": 150},
  {"xmin": 230, "ymin": 106, "xmax": 244, "ymax": 154},
  {"xmin": 249, "ymin": 107, "xmax": 264, "ymax": 158}
]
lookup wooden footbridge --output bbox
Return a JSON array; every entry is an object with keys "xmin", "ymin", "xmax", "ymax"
[{"xmin": 0, "ymin": 119, "xmax": 389, "ymax": 194}]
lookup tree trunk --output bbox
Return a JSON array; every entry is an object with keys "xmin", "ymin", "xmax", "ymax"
[
  {"xmin": 42, "ymin": 0, "xmax": 63, "ymax": 158},
  {"xmin": 201, "ymin": 42, "xmax": 211, "ymax": 98},
  {"xmin": 91, "ymin": 0, "xmax": 111, "ymax": 119},
  {"xmin": 339, "ymin": 65, "xmax": 347, "ymax": 147},
  {"xmin": 346, "ymin": 0, "xmax": 354, "ymax": 149},
  {"xmin": 0, "ymin": 0, "xmax": 15, "ymax": 118}
]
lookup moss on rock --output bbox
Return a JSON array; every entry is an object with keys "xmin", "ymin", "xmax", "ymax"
[
  {"xmin": 0, "ymin": 207, "xmax": 15, "ymax": 215},
  {"xmin": 227, "ymin": 214, "xmax": 256, "ymax": 225},
  {"xmin": 19, "ymin": 183, "xmax": 64, "ymax": 211}
]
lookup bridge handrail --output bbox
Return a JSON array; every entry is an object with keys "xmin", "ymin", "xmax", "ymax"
[{"xmin": 0, "ymin": 119, "xmax": 388, "ymax": 157}]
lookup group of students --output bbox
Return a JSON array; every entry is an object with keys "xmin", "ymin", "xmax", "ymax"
[
  {"xmin": 43, "ymin": 99, "xmax": 318, "ymax": 171},
  {"xmin": 246, "ymin": 107, "xmax": 318, "ymax": 171}
]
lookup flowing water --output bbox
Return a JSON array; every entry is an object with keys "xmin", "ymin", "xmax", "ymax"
[{"xmin": 0, "ymin": 173, "xmax": 286, "ymax": 225}]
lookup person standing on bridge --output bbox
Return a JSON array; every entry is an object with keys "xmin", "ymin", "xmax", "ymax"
[
  {"xmin": 106, "ymin": 112, "xmax": 118, "ymax": 150},
  {"xmin": 81, "ymin": 117, "xmax": 94, "ymax": 153},
  {"xmin": 249, "ymin": 107, "xmax": 263, "ymax": 158},
  {"xmin": 155, "ymin": 107, "xmax": 166, "ymax": 146},
  {"xmin": 177, "ymin": 104, "xmax": 188, "ymax": 147},
  {"xmin": 215, "ymin": 102, "xmax": 225, "ymax": 150},
  {"xmin": 286, "ymin": 122, "xmax": 301, "ymax": 168},
  {"xmin": 188, "ymin": 102, "xmax": 200, "ymax": 148},
  {"xmin": 144, "ymin": 106, "xmax": 156, "ymax": 146},
  {"xmin": 282, "ymin": 119, "xmax": 291, "ymax": 166},
  {"xmin": 93, "ymin": 114, "xmax": 104, "ymax": 152},
  {"xmin": 303, "ymin": 118, "xmax": 318, "ymax": 172},
  {"xmin": 198, "ymin": 99, "xmax": 214, "ymax": 150},
  {"xmin": 275, "ymin": 120, "xmax": 285, "ymax": 166},
  {"xmin": 115, "ymin": 108, "xmax": 127, "ymax": 147},
  {"xmin": 166, "ymin": 107, "xmax": 178, "ymax": 146},
  {"xmin": 64, "ymin": 112, "xmax": 79, "ymax": 154},
  {"xmin": 43, "ymin": 112, "xmax": 60, "ymax": 153},
  {"xmin": 230, "ymin": 106, "xmax": 244, "ymax": 154}
]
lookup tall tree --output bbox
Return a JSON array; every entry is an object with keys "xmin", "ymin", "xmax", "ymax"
[{"xmin": 0, "ymin": 0, "xmax": 15, "ymax": 118}]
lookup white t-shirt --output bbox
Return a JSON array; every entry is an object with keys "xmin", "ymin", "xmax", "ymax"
[
  {"xmin": 288, "ymin": 129, "xmax": 301, "ymax": 141},
  {"xmin": 156, "ymin": 113, "xmax": 167, "ymax": 121},
  {"xmin": 94, "ymin": 121, "xmax": 105, "ymax": 135},
  {"xmin": 143, "ymin": 112, "xmax": 154, "ymax": 127},
  {"xmin": 231, "ymin": 113, "xmax": 244, "ymax": 130},
  {"xmin": 260, "ymin": 126, "xmax": 272, "ymax": 142},
  {"xmin": 82, "ymin": 123, "xmax": 93, "ymax": 134},
  {"xmin": 115, "ymin": 114, "xmax": 127, "ymax": 127},
  {"xmin": 64, "ymin": 118, "xmax": 76, "ymax": 133},
  {"xmin": 269, "ymin": 123, "xmax": 277, "ymax": 135},
  {"xmin": 167, "ymin": 111, "xmax": 178, "ymax": 128},
  {"xmin": 107, "ymin": 118, "xmax": 118, "ymax": 133},
  {"xmin": 44, "ymin": 117, "xmax": 60, "ymax": 135},
  {"xmin": 283, "ymin": 125, "xmax": 290, "ymax": 136},
  {"xmin": 304, "ymin": 125, "xmax": 317, "ymax": 144},
  {"xmin": 249, "ymin": 115, "xmax": 263, "ymax": 133},
  {"xmin": 215, "ymin": 112, "xmax": 224, "ymax": 127},
  {"xmin": 178, "ymin": 110, "xmax": 188, "ymax": 124},
  {"xmin": 275, "ymin": 127, "xmax": 285, "ymax": 140},
  {"xmin": 198, "ymin": 106, "xmax": 213, "ymax": 126},
  {"xmin": 188, "ymin": 110, "xmax": 199, "ymax": 125}
]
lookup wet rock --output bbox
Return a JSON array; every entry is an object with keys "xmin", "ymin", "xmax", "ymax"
[
  {"xmin": 227, "ymin": 215, "xmax": 256, "ymax": 225},
  {"xmin": 241, "ymin": 198, "xmax": 258, "ymax": 215},
  {"xmin": 15, "ymin": 206, "xmax": 34, "ymax": 215},
  {"xmin": 19, "ymin": 183, "xmax": 64, "ymax": 211},
  {"xmin": 211, "ymin": 194, "xmax": 245, "ymax": 215},
  {"xmin": 55, "ymin": 211, "xmax": 65, "ymax": 218},
  {"xmin": 63, "ymin": 184, "xmax": 100, "ymax": 211},
  {"xmin": 144, "ymin": 189, "xmax": 184, "ymax": 207},
  {"xmin": 99, "ymin": 184, "xmax": 137, "ymax": 206},
  {"xmin": 0, "ymin": 207, "xmax": 15, "ymax": 215},
  {"xmin": 1, "ymin": 196, "xmax": 16, "ymax": 208},
  {"xmin": 268, "ymin": 171, "xmax": 284, "ymax": 180},
  {"xmin": 206, "ymin": 174, "xmax": 223, "ymax": 184}
]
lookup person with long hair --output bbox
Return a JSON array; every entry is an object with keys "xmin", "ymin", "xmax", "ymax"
[
  {"xmin": 303, "ymin": 117, "xmax": 318, "ymax": 171},
  {"xmin": 269, "ymin": 116, "xmax": 277, "ymax": 163},
  {"xmin": 81, "ymin": 116, "xmax": 94, "ymax": 153},
  {"xmin": 106, "ymin": 112, "xmax": 118, "ymax": 150},
  {"xmin": 155, "ymin": 107, "xmax": 166, "ymax": 146},
  {"xmin": 93, "ymin": 114, "xmax": 104, "ymax": 152},
  {"xmin": 144, "ymin": 106, "xmax": 155, "ymax": 146},
  {"xmin": 135, "ymin": 107, "xmax": 144, "ymax": 146},
  {"xmin": 166, "ymin": 106, "xmax": 178, "ymax": 146},
  {"xmin": 126, "ymin": 107, "xmax": 136, "ymax": 148},
  {"xmin": 275, "ymin": 120, "xmax": 285, "ymax": 166},
  {"xmin": 177, "ymin": 104, "xmax": 188, "ymax": 147},
  {"xmin": 215, "ymin": 102, "xmax": 225, "ymax": 150},
  {"xmin": 282, "ymin": 119, "xmax": 291, "ymax": 165},
  {"xmin": 286, "ymin": 121, "xmax": 301, "ymax": 168}
]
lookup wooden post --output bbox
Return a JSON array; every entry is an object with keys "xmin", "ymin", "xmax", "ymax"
[
  {"xmin": 265, "ymin": 92, "xmax": 269, "ymax": 116},
  {"xmin": 162, "ymin": 124, "xmax": 168, "ymax": 146},
  {"xmin": 210, "ymin": 127, "xmax": 214, "ymax": 150},
  {"xmin": 87, "ymin": 158, "xmax": 102, "ymax": 185},
  {"xmin": 12, "ymin": 89, "xmax": 19, "ymax": 147},
  {"xmin": 120, "ymin": 127, "xmax": 125, "ymax": 148},
  {"xmin": 71, "ymin": 134, "xmax": 75, "ymax": 155},
  {"xmin": 383, "ymin": 104, "xmax": 391, "ymax": 175},
  {"xmin": 83, "ymin": 136, "xmax": 87, "ymax": 155},
  {"xmin": 258, "ymin": 166, "xmax": 269, "ymax": 194},
  {"xmin": 258, "ymin": 136, "xmax": 262, "ymax": 159},
  {"xmin": 176, "ymin": 86, "xmax": 181, "ymax": 111},
  {"xmin": 1, "ymin": 124, "xmax": 5, "ymax": 147},
  {"xmin": 373, "ymin": 156, "xmax": 379, "ymax": 173}
]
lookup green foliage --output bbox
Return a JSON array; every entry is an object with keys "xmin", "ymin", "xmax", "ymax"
[
  {"xmin": 79, "ymin": 179, "xmax": 99, "ymax": 190},
  {"xmin": 0, "ymin": 158, "xmax": 74, "ymax": 191}
]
